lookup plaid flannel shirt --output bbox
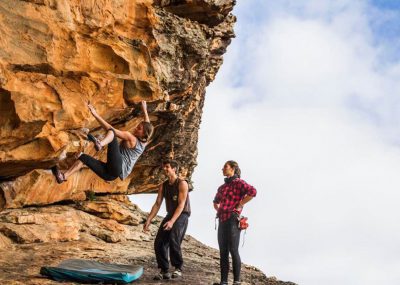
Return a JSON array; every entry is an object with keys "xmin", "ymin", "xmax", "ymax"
[{"xmin": 213, "ymin": 178, "xmax": 257, "ymax": 222}]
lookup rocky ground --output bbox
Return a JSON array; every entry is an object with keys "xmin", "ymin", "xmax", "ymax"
[
  {"xmin": 0, "ymin": 236, "xmax": 294, "ymax": 285},
  {"xmin": 0, "ymin": 199, "xmax": 296, "ymax": 285}
]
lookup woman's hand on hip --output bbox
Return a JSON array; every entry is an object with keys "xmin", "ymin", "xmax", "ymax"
[{"xmin": 235, "ymin": 201, "xmax": 244, "ymax": 211}]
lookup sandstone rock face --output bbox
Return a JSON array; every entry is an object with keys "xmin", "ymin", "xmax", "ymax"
[
  {"xmin": 76, "ymin": 195, "xmax": 144, "ymax": 225},
  {"xmin": 0, "ymin": 0, "xmax": 235, "ymax": 208},
  {"xmin": 0, "ymin": 197, "xmax": 149, "ymax": 244}
]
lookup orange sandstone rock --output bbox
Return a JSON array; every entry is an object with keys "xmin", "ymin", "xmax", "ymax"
[{"xmin": 0, "ymin": 0, "xmax": 235, "ymax": 209}]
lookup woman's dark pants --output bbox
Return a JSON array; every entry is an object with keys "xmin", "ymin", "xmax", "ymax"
[
  {"xmin": 79, "ymin": 129, "xmax": 122, "ymax": 181},
  {"xmin": 218, "ymin": 213, "xmax": 241, "ymax": 282},
  {"xmin": 154, "ymin": 213, "xmax": 189, "ymax": 272}
]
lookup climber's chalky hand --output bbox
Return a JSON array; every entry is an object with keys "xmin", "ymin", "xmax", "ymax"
[{"xmin": 88, "ymin": 103, "xmax": 98, "ymax": 117}]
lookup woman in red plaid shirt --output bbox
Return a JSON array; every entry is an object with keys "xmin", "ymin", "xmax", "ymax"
[{"xmin": 213, "ymin": 160, "xmax": 257, "ymax": 285}]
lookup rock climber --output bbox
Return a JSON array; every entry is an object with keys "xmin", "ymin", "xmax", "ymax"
[{"xmin": 51, "ymin": 101, "xmax": 153, "ymax": 183}]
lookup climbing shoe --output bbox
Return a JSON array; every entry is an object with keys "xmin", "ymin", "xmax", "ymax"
[
  {"xmin": 87, "ymin": 134, "xmax": 102, "ymax": 151},
  {"xmin": 51, "ymin": 166, "xmax": 66, "ymax": 184}
]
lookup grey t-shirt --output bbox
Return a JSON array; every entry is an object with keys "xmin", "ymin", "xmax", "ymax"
[{"xmin": 119, "ymin": 140, "xmax": 145, "ymax": 180}]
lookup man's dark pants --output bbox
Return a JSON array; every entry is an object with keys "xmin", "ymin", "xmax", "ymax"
[{"xmin": 154, "ymin": 213, "xmax": 189, "ymax": 271}]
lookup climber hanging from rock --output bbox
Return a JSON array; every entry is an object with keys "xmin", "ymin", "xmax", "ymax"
[{"xmin": 51, "ymin": 101, "xmax": 154, "ymax": 184}]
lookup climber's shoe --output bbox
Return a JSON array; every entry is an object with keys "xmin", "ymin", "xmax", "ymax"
[
  {"xmin": 51, "ymin": 166, "xmax": 66, "ymax": 184},
  {"xmin": 87, "ymin": 134, "xmax": 102, "ymax": 151}
]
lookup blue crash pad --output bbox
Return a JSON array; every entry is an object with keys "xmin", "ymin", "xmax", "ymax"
[{"xmin": 40, "ymin": 259, "xmax": 143, "ymax": 284}]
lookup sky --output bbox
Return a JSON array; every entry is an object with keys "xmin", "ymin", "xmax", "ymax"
[{"xmin": 131, "ymin": 1, "xmax": 400, "ymax": 284}]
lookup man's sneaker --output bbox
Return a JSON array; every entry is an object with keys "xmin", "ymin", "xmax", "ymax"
[
  {"xmin": 212, "ymin": 282, "xmax": 228, "ymax": 285},
  {"xmin": 171, "ymin": 268, "xmax": 182, "ymax": 278},
  {"xmin": 233, "ymin": 282, "xmax": 241, "ymax": 285},
  {"xmin": 153, "ymin": 270, "xmax": 171, "ymax": 280}
]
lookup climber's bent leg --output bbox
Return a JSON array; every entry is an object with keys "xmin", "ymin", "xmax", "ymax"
[
  {"xmin": 63, "ymin": 159, "xmax": 84, "ymax": 180},
  {"xmin": 79, "ymin": 154, "xmax": 118, "ymax": 181},
  {"xmin": 100, "ymin": 129, "xmax": 116, "ymax": 148},
  {"xmin": 105, "ymin": 130, "xmax": 122, "ymax": 178}
]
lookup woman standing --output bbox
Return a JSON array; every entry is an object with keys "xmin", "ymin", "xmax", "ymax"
[{"xmin": 213, "ymin": 161, "xmax": 257, "ymax": 285}]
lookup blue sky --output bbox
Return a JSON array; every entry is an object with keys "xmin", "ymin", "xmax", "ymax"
[
  {"xmin": 370, "ymin": 0, "xmax": 400, "ymax": 10},
  {"xmin": 133, "ymin": 1, "xmax": 400, "ymax": 285},
  {"xmin": 368, "ymin": 0, "xmax": 400, "ymax": 64}
]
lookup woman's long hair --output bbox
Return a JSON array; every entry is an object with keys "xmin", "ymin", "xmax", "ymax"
[{"xmin": 226, "ymin": 160, "xmax": 241, "ymax": 178}]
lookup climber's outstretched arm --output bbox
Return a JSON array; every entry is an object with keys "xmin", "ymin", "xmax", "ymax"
[
  {"xmin": 141, "ymin": 101, "xmax": 150, "ymax": 123},
  {"xmin": 88, "ymin": 103, "xmax": 112, "ymax": 130},
  {"xmin": 88, "ymin": 103, "xmax": 134, "ymax": 142}
]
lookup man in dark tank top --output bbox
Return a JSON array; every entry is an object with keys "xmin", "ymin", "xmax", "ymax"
[{"xmin": 143, "ymin": 159, "xmax": 190, "ymax": 280}]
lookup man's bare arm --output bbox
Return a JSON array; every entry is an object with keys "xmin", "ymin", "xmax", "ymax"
[{"xmin": 143, "ymin": 185, "xmax": 164, "ymax": 232}]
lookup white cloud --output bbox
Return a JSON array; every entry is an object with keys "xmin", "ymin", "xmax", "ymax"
[{"xmin": 190, "ymin": 91, "xmax": 400, "ymax": 284}]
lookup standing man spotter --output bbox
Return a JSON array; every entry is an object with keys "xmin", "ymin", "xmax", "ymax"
[{"xmin": 143, "ymin": 159, "xmax": 191, "ymax": 280}]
